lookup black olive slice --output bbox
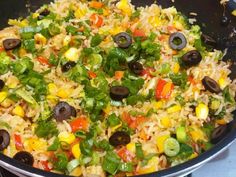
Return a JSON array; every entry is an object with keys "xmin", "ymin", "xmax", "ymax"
[
  {"xmin": 128, "ymin": 60, "xmax": 143, "ymax": 75},
  {"xmin": 13, "ymin": 151, "xmax": 34, "ymax": 166},
  {"xmin": 53, "ymin": 102, "xmax": 77, "ymax": 122},
  {"xmin": 61, "ymin": 61, "xmax": 76, "ymax": 72},
  {"xmin": 114, "ymin": 32, "xmax": 132, "ymax": 49},
  {"xmin": 38, "ymin": 9, "xmax": 50, "ymax": 20},
  {"xmin": 211, "ymin": 125, "xmax": 228, "ymax": 144},
  {"xmin": 0, "ymin": 129, "xmax": 10, "ymax": 151},
  {"xmin": 169, "ymin": 32, "xmax": 187, "ymax": 50},
  {"xmin": 181, "ymin": 50, "xmax": 202, "ymax": 67},
  {"xmin": 110, "ymin": 86, "xmax": 129, "ymax": 101},
  {"xmin": 202, "ymin": 76, "xmax": 221, "ymax": 94},
  {"xmin": 3, "ymin": 39, "xmax": 21, "ymax": 50},
  {"xmin": 0, "ymin": 79, "xmax": 5, "ymax": 91},
  {"xmin": 109, "ymin": 131, "xmax": 131, "ymax": 147},
  {"xmin": 201, "ymin": 34, "xmax": 217, "ymax": 49}
]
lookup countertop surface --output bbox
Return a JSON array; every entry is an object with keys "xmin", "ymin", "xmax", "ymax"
[{"xmin": 192, "ymin": 141, "xmax": 236, "ymax": 177}]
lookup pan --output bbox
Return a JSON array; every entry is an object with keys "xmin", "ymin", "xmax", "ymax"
[{"xmin": 0, "ymin": 0, "xmax": 235, "ymax": 177}]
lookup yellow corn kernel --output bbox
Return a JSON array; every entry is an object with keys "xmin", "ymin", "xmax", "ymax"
[
  {"xmin": 71, "ymin": 143, "xmax": 81, "ymax": 159},
  {"xmin": 137, "ymin": 156, "xmax": 159, "ymax": 174},
  {"xmin": 196, "ymin": 103, "xmax": 209, "ymax": 120},
  {"xmin": 46, "ymin": 95, "xmax": 58, "ymax": 104},
  {"xmin": 190, "ymin": 126, "xmax": 206, "ymax": 142},
  {"xmin": 63, "ymin": 35, "xmax": 71, "ymax": 46},
  {"xmin": 74, "ymin": 8, "xmax": 87, "ymax": 19},
  {"xmin": 6, "ymin": 76, "xmax": 19, "ymax": 89},
  {"xmin": 167, "ymin": 105, "xmax": 181, "ymax": 113},
  {"xmin": 156, "ymin": 134, "xmax": 170, "ymax": 153},
  {"xmin": 32, "ymin": 13, "xmax": 40, "ymax": 19},
  {"xmin": 232, "ymin": 10, "xmax": 236, "ymax": 16},
  {"xmin": 218, "ymin": 77, "xmax": 227, "ymax": 90},
  {"xmin": 161, "ymin": 117, "xmax": 171, "ymax": 128},
  {"xmin": 117, "ymin": 0, "xmax": 132, "ymax": 16},
  {"xmin": 28, "ymin": 138, "xmax": 47, "ymax": 151},
  {"xmin": 111, "ymin": 123, "xmax": 122, "ymax": 132},
  {"xmin": 70, "ymin": 167, "xmax": 82, "ymax": 176},
  {"xmin": 19, "ymin": 49, "xmax": 27, "ymax": 58},
  {"xmin": 34, "ymin": 33, "xmax": 47, "ymax": 46},
  {"xmin": 64, "ymin": 47, "xmax": 80, "ymax": 61},
  {"xmin": 0, "ymin": 92, "xmax": 8, "ymax": 103},
  {"xmin": 152, "ymin": 101, "xmax": 163, "ymax": 109},
  {"xmin": 173, "ymin": 62, "xmax": 180, "ymax": 73},
  {"xmin": 48, "ymin": 83, "xmax": 57, "ymax": 94},
  {"xmin": 126, "ymin": 142, "xmax": 135, "ymax": 154},
  {"xmin": 103, "ymin": 104, "xmax": 111, "ymax": 115},
  {"xmin": 1, "ymin": 98, "xmax": 13, "ymax": 108},
  {"xmin": 58, "ymin": 131, "xmax": 76, "ymax": 145},
  {"xmin": 57, "ymin": 89, "xmax": 70, "ymax": 99},
  {"xmin": 12, "ymin": 105, "xmax": 25, "ymax": 118},
  {"xmin": 189, "ymin": 152, "xmax": 198, "ymax": 159}
]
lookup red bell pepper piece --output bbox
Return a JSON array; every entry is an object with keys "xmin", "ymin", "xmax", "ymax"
[
  {"xmin": 70, "ymin": 116, "xmax": 89, "ymax": 133},
  {"xmin": 14, "ymin": 134, "xmax": 23, "ymax": 150},
  {"xmin": 117, "ymin": 147, "xmax": 134, "ymax": 162},
  {"xmin": 155, "ymin": 79, "xmax": 174, "ymax": 100}
]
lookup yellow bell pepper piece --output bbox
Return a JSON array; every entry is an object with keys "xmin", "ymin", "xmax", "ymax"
[
  {"xmin": 126, "ymin": 142, "xmax": 136, "ymax": 154},
  {"xmin": 0, "ymin": 92, "xmax": 8, "ymax": 103},
  {"xmin": 19, "ymin": 48, "xmax": 27, "ymax": 57},
  {"xmin": 161, "ymin": 117, "xmax": 171, "ymax": 128},
  {"xmin": 152, "ymin": 101, "xmax": 163, "ymax": 109},
  {"xmin": 167, "ymin": 105, "xmax": 181, "ymax": 113},
  {"xmin": 195, "ymin": 103, "xmax": 209, "ymax": 120},
  {"xmin": 190, "ymin": 127, "xmax": 207, "ymax": 142},
  {"xmin": 32, "ymin": 13, "xmax": 40, "ymax": 19},
  {"xmin": 8, "ymin": 19, "xmax": 28, "ymax": 27},
  {"xmin": 12, "ymin": 105, "xmax": 25, "ymax": 118},
  {"xmin": 74, "ymin": 8, "xmax": 87, "ymax": 19},
  {"xmin": 64, "ymin": 47, "xmax": 80, "ymax": 61},
  {"xmin": 156, "ymin": 134, "xmax": 170, "ymax": 153},
  {"xmin": 34, "ymin": 33, "xmax": 47, "ymax": 46},
  {"xmin": 70, "ymin": 167, "xmax": 82, "ymax": 176},
  {"xmin": 57, "ymin": 89, "xmax": 70, "ymax": 99},
  {"xmin": 173, "ymin": 62, "xmax": 180, "ymax": 74},
  {"xmin": 216, "ymin": 118, "xmax": 227, "ymax": 125},
  {"xmin": 117, "ymin": 0, "xmax": 132, "ymax": 16},
  {"xmin": 48, "ymin": 83, "xmax": 57, "ymax": 94},
  {"xmin": 111, "ymin": 123, "xmax": 122, "ymax": 132},
  {"xmin": 232, "ymin": 10, "xmax": 236, "ymax": 16},
  {"xmin": 103, "ymin": 104, "xmax": 111, "ymax": 115},
  {"xmin": 189, "ymin": 152, "xmax": 198, "ymax": 159},
  {"xmin": 137, "ymin": 156, "xmax": 159, "ymax": 174},
  {"xmin": 148, "ymin": 16, "xmax": 161, "ymax": 27},
  {"xmin": 218, "ymin": 77, "xmax": 227, "ymax": 90},
  {"xmin": 71, "ymin": 143, "xmax": 81, "ymax": 159},
  {"xmin": 58, "ymin": 131, "xmax": 76, "ymax": 145},
  {"xmin": 28, "ymin": 138, "xmax": 47, "ymax": 151},
  {"xmin": 63, "ymin": 36, "xmax": 71, "ymax": 46}
]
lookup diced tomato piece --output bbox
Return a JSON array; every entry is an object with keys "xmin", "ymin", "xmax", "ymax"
[
  {"xmin": 155, "ymin": 79, "xmax": 174, "ymax": 100},
  {"xmin": 167, "ymin": 26, "xmax": 177, "ymax": 33},
  {"xmin": 0, "ymin": 47, "xmax": 4, "ymax": 52},
  {"xmin": 36, "ymin": 56, "xmax": 50, "ymax": 66},
  {"xmin": 117, "ymin": 147, "xmax": 134, "ymax": 162},
  {"xmin": 114, "ymin": 71, "xmax": 124, "ymax": 80},
  {"xmin": 129, "ymin": 116, "xmax": 146, "ymax": 129},
  {"xmin": 88, "ymin": 71, "xmax": 97, "ymax": 79},
  {"xmin": 41, "ymin": 161, "xmax": 51, "ymax": 171},
  {"xmin": 14, "ymin": 134, "xmax": 23, "ymax": 150},
  {"xmin": 90, "ymin": 13, "xmax": 104, "ymax": 28},
  {"xmin": 141, "ymin": 67, "xmax": 155, "ymax": 77},
  {"xmin": 188, "ymin": 75, "xmax": 196, "ymax": 85},
  {"xmin": 133, "ymin": 29, "xmax": 146, "ymax": 38},
  {"xmin": 70, "ymin": 116, "xmax": 89, "ymax": 132}
]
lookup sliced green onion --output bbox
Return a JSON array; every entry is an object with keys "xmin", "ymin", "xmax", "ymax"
[
  {"xmin": 60, "ymin": 141, "xmax": 70, "ymax": 151},
  {"xmin": 135, "ymin": 142, "xmax": 144, "ymax": 159},
  {"xmin": 67, "ymin": 159, "xmax": 80, "ymax": 173},
  {"xmin": 74, "ymin": 130, "xmax": 86, "ymax": 139},
  {"xmin": 107, "ymin": 113, "xmax": 120, "ymax": 127},
  {"xmin": 164, "ymin": 137, "xmax": 180, "ymax": 157},
  {"xmin": 102, "ymin": 151, "xmax": 120, "ymax": 175},
  {"xmin": 176, "ymin": 126, "xmax": 187, "ymax": 143},
  {"xmin": 47, "ymin": 137, "xmax": 60, "ymax": 151},
  {"xmin": 118, "ymin": 162, "xmax": 133, "ymax": 172}
]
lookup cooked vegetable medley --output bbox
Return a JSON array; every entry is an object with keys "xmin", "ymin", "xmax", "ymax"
[{"xmin": 0, "ymin": 0, "xmax": 235, "ymax": 176}]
